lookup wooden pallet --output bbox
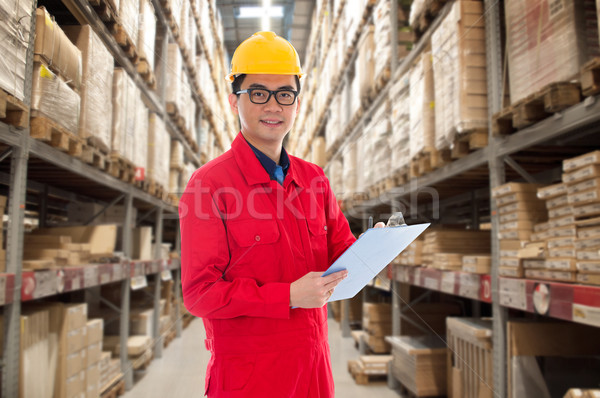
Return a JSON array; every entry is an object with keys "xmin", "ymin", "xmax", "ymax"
[
  {"xmin": 110, "ymin": 24, "xmax": 139, "ymax": 64},
  {"xmin": 166, "ymin": 102, "xmax": 192, "ymax": 143},
  {"xmin": 88, "ymin": 0, "xmax": 119, "ymax": 23},
  {"xmin": 410, "ymin": 149, "xmax": 437, "ymax": 178},
  {"xmin": 100, "ymin": 373, "xmax": 125, "ymax": 398},
  {"xmin": 348, "ymin": 359, "xmax": 388, "ymax": 385},
  {"xmin": 412, "ymin": 0, "xmax": 448, "ymax": 38},
  {"xmin": 163, "ymin": 329, "xmax": 176, "ymax": 348},
  {"xmin": 492, "ymin": 81, "xmax": 581, "ymax": 135},
  {"xmin": 432, "ymin": 128, "xmax": 488, "ymax": 169},
  {"xmin": 137, "ymin": 57, "xmax": 157, "ymax": 90},
  {"xmin": 0, "ymin": 89, "xmax": 29, "ymax": 129},
  {"xmin": 108, "ymin": 153, "xmax": 136, "ymax": 183},
  {"xmin": 581, "ymin": 57, "xmax": 600, "ymax": 97},
  {"xmin": 131, "ymin": 348, "xmax": 153, "ymax": 371},
  {"xmin": 182, "ymin": 313, "xmax": 194, "ymax": 329},
  {"xmin": 30, "ymin": 113, "xmax": 83, "ymax": 157},
  {"xmin": 81, "ymin": 143, "xmax": 108, "ymax": 170}
]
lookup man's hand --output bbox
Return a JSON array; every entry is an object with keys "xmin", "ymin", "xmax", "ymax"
[
  {"xmin": 290, "ymin": 270, "xmax": 348, "ymax": 308},
  {"xmin": 359, "ymin": 221, "xmax": 386, "ymax": 238}
]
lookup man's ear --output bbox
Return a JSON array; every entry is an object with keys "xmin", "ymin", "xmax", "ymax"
[
  {"xmin": 228, "ymin": 93, "xmax": 239, "ymax": 115},
  {"xmin": 295, "ymin": 96, "xmax": 301, "ymax": 115}
]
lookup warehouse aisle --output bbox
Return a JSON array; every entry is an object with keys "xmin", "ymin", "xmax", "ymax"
[{"xmin": 122, "ymin": 317, "xmax": 399, "ymax": 397}]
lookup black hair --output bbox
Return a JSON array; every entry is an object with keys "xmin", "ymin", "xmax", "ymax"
[{"xmin": 232, "ymin": 74, "xmax": 301, "ymax": 95}]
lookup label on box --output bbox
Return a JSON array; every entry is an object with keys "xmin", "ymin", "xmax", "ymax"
[
  {"xmin": 577, "ymin": 251, "xmax": 600, "ymax": 261},
  {"xmin": 161, "ymin": 270, "xmax": 173, "ymax": 281},
  {"xmin": 576, "ymin": 261, "xmax": 600, "ymax": 273},
  {"xmin": 441, "ymin": 272, "xmax": 455, "ymax": 294},
  {"xmin": 499, "ymin": 278, "xmax": 527, "ymax": 310},
  {"xmin": 563, "ymin": 150, "xmax": 600, "ymax": 172},
  {"xmin": 424, "ymin": 276, "xmax": 438, "ymax": 290},
  {"xmin": 575, "ymin": 237, "xmax": 600, "ymax": 250},
  {"xmin": 83, "ymin": 267, "xmax": 98, "ymax": 288},
  {"xmin": 537, "ymin": 183, "xmax": 567, "ymax": 199},
  {"xmin": 130, "ymin": 276, "xmax": 148, "ymax": 290},
  {"xmin": 546, "ymin": 195, "xmax": 568, "ymax": 209},
  {"xmin": 459, "ymin": 273, "xmax": 480, "ymax": 300},
  {"xmin": 568, "ymin": 178, "xmax": 600, "ymax": 195},
  {"xmin": 573, "ymin": 303, "xmax": 600, "ymax": 327}
]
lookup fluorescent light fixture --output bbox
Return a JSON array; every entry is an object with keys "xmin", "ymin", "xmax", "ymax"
[
  {"xmin": 237, "ymin": 6, "xmax": 283, "ymax": 19},
  {"xmin": 262, "ymin": 0, "xmax": 271, "ymax": 31}
]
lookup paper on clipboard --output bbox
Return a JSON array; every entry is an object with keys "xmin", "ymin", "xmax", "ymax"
[{"xmin": 323, "ymin": 223, "xmax": 430, "ymax": 302}]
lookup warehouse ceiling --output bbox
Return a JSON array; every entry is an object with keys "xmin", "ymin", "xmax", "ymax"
[{"xmin": 216, "ymin": 0, "xmax": 315, "ymax": 66}]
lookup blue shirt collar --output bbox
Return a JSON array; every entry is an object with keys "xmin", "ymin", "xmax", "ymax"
[{"xmin": 245, "ymin": 138, "xmax": 290, "ymax": 181}]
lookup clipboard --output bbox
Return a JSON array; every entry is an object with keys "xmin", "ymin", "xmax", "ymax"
[{"xmin": 322, "ymin": 223, "xmax": 430, "ymax": 302}]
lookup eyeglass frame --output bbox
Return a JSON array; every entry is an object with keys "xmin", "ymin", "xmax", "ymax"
[{"xmin": 235, "ymin": 88, "xmax": 299, "ymax": 106}]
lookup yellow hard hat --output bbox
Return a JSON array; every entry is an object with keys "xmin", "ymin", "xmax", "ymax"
[{"xmin": 226, "ymin": 31, "xmax": 304, "ymax": 82}]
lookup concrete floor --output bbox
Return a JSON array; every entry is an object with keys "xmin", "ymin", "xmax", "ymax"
[{"xmin": 122, "ymin": 316, "xmax": 399, "ymax": 397}]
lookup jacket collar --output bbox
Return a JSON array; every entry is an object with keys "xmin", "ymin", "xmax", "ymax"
[{"xmin": 232, "ymin": 132, "xmax": 298, "ymax": 187}]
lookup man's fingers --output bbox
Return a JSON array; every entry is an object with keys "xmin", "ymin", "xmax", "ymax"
[
  {"xmin": 374, "ymin": 222, "xmax": 385, "ymax": 228},
  {"xmin": 322, "ymin": 270, "xmax": 347, "ymax": 285}
]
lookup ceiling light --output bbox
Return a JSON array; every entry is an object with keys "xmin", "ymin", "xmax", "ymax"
[{"xmin": 237, "ymin": 5, "xmax": 283, "ymax": 19}]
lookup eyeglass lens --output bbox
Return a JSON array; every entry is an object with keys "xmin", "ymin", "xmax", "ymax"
[{"xmin": 250, "ymin": 89, "xmax": 296, "ymax": 105}]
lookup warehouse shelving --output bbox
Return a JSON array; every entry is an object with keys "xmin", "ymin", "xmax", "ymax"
[{"xmin": 297, "ymin": 1, "xmax": 600, "ymax": 397}]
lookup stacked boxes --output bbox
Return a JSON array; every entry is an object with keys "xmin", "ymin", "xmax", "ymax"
[
  {"xmin": 112, "ymin": 68, "xmax": 138, "ymax": 163},
  {"xmin": 505, "ymin": 0, "xmax": 600, "ymax": 103},
  {"xmin": 138, "ymin": 0, "xmax": 156, "ymax": 70},
  {"xmin": 85, "ymin": 319, "xmax": 104, "ymax": 398},
  {"xmin": 431, "ymin": 1, "xmax": 488, "ymax": 150},
  {"xmin": 133, "ymin": 93, "xmax": 149, "ymax": 170},
  {"xmin": 409, "ymin": 51, "xmax": 435, "ymax": 160},
  {"xmin": 23, "ymin": 234, "xmax": 92, "ymax": 268},
  {"xmin": 119, "ymin": 0, "xmax": 139, "ymax": 47},
  {"xmin": 462, "ymin": 255, "xmax": 492, "ymax": 274},
  {"xmin": 563, "ymin": 151, "xmax": 600, "ymax": 285},
  {"xmin": 373, "ymin": 0, "xmax": 391, "ymax": 80},
  {"xmin": 167, "ymin": 43, "xmax": 184, "ymax": 114},
  {"xmin": 0, "ymin": 0, "xmax": 33, "ymax": 100},
  {"xmin": 492, "ymin": 183, "xmax": 547, "ymax": 278},
  {"xmin": 397, "ymin": 236, "xmax": 424, "ymax": 266},
  {"xmin": 148, "ymin": 113, "xmax": 171, "ymax": 189},
  {"xmin": 64, "ymin": 25, "xmax": 114, "ymax": 153},
  {"xmin": 389, "ymin": 73, "xmax": 411, "ymax": 172},
  {"xmin": 422, "ymin": 229, "xmax": 491, "ymax": 270},
  {"xmin": 362, "ymin": 303, "xmax": 391, "ymax": 354},
  {"xmin": 98, "ymin": 351, "xmax": 121, "ymax": 391},
  {"xmin": 368, "ymin": 101, "xmax": 392, "ymax": 185},
  {"xmin": 20, "ymin": 308, "xmax": 51, "ymax": 398},
  {"xmin": 169, "ymin": 139, "xmax": 184, "ymax": 193}
]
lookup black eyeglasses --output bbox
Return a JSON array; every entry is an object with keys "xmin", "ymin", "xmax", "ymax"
[{"xmin": 236, "ymin": 88, "xmax": 298, "ymax": 106}]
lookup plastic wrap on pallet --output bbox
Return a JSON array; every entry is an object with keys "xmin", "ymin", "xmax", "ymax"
[
  {"xmin": 169, "ymin": 168, "xmax": 181, "ymax": 193},
  {"xmin": 357, "ymin": 25, "xmax": 375, "ymax": 99},
  {"xmin": 138, "ymin": 0, "xmax": 156, "ymax": 71},
  {"xmin": 31, "ymin": 63, "xmax": 80, "ymax": 134},
  {"xmin": 64, "ymin": 25, "xmax": 114, "ymax": 151},
  {"xmin": 111, "ymin": 68, "xmax": 137, "ymax": 162},
  {"xmin": 432, "ymin": 1, "xmax": 488, "ymax": 150},
  {"xmin": 148, "ymin": 113, "xmax": 171, "ymax": 188},
  {"xmin": 0, "ymin": 0, "xmax": 33, "ymax": 101},
  {"xmin": 408, "ymin": 0, "xmax": 426, "ymax": 27},
  {"xmin": 409, "ymin": 51, "xmax": 435, "ymax": 159},
  {"xmin": 505, "ymin": 0, "xmax": 600, "ymax": 104},
  {"xmin": 327, "ymin": 159, "xmax": 343, "ymax": 198},
  {"xmin": 342, "ymin": 141, "xmax": 357, "ymax": 196},
  {"xmin": 373, "ymin": 0, "xmax": 392, "ymax": 79},
  {"xmin": 312, "ymin": 136, "xmax": 326, "ymax": 168},
  {"xmin": 170, "ymin": 139, "xmax": 184, "ymax": 169},
  {"xmin": 133, "ymin": 94, "xmax": 148, "ymax": 169},
  {"xmin": 187, "ymin": 12, "xmax": 197, "ymax": 62},
  {"xmin": 34, "ymin": 7, "xmax": 82, "ymax": 90},
  {"xmin": 167, "ymin": 43, "xmax": 184, "ymax": 110},
  {"xmin": 119, "ymin": 0, "xmax": 139, "ymax": 48},
  {"xmin": 325, "ymin": 92, "xmax": 340, "ymax": 152},
  {"xmin": 350, "ymin": 69, "xmax": 361, "ymax": 119},
  {"xmin": 371, "ymin": 102, "xmax": 392, "ymax": 181},
  {"xmin": 182, "ymin": 162, "xmax": 196, "ymax": 187},
  {"xmin": 390, "ymin": 73, "xmax": 410, "ymax": 171}
]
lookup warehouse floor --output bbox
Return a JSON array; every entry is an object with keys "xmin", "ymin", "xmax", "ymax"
[{"xmin": 122, "ymin": 316, "xmax": 399, "ymax": 397}]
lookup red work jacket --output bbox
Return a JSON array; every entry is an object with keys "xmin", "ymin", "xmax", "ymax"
[{"xmin": 179, "ymin": 132, "xmax": 356, "ymax": 397}]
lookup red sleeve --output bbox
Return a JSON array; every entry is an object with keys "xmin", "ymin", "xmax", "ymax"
[
  {"xmin": 178, "ymin": 173, "xmax": 291, "ymax": 320},
  {"xmin": 322, "ymin": 173, "xmax": 357, "ymax": 266}
]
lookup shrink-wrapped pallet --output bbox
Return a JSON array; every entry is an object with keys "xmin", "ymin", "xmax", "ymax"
[
  {"xmin": 148, "ymin": 113, "xmax": 171, "ymax": 188},
  {"xmin": 342, "ymin": 141, "xmax": 357, "ymax": 196},
  {"xmin": 0, "ymin": 0, "xmax": 33, "ymax": 100},
  {"xmin": 432, "ymin": 1, "xmax": 488, "ymax": 150},
  {"xmin": 325, "ymin": 93, "xmax": 340, "ymax": 152},
  {"xmin": 187, "ymin": 11, "xmax": 197, "ymax": 62},
  {"xmin": 133, "ymin": 96, "xmax": 148, "ymax": 169},
  {"xmin": 408, "ymin": 0, "xmax": 426, "ymax": 27},
  {"xmin": 357, "ymin": 25, "xmax": 375, "ymax": 99},
  {"xmin": 390, "ymin": 73, "xmax": 410, "ymax": 171},
  {"xmin": 167, "ymin": 43, "xmax": 184, "ymax": 112},
  {"xmin": 34, "ymin": 7, "xmax": 82, "ymax": 91},
  {"xmin": 408, "ymin": 51, "xmax": 435, "ymax": 159},
  {"xmin": 64, "ymin": 25, "xmax": 114, "ymax": 152},
  {"xmin": 170, "ymin": 140, "xmax": 184, "ymax": 170},
  {"xmin": 328, "ymin": 159, "xmax": 344, "ymax": 197},
  {"xmin": 373, "ymin": 0, "xmax": 392, "ymax": 79},
  {"xmin": 370, "ymin": 101, "xmax": 392, "ymax": 182},
  {"xmin": 505, "ymin": 0, "xmax": 600, "ymax": 104},
  {"xmin": 32, "ymin": 63, "xmax": 81, "ymax": 134},
  {"xmin": 312, "ymin": 136, "xmax": 326, "ymax": 168},
  {"xmin": 111, "ymin": 68, "xmax": 137, "ymax": 162},
  {"xmin": 119, "ymin": 0, "xmax": 139, "ymax": 46},
  {"xmin": 138, "ymin": 0, "xmax": 156, "ymax": 71}
]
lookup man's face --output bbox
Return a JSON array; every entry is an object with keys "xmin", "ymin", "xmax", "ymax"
[{"xmin": 228, "ymin": 74, "xmax": 300, "ymax": 147}]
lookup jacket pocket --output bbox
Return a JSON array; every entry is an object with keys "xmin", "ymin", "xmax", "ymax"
[
  {"xmin": 306, "ymin": 214, "xmax": 328, "ymax": 237},
  {"xmin": 221, "ymin": 355, "xmax": 256, "ymax": 391},
  {"xmin": 228, "ymin": 219, "xmax": 280, "ymax": 247}
]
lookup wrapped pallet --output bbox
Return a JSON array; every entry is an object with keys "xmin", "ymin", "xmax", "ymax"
[
  {"xmin": 187, "ymin": 11, "xmax": 197, "ymax": 62},
  {"xmin": 409, "ymin": 51, "xmax": 435, "ymax": 160},
  {"xmin": 325, "ymin": 93, "xmax": 340, "ymax": 152},
  {"xmin": 32, "ymin": 63, "xmax": 81, "ymax": 134},
  {"xmin": 170, "ymin": 139, "xmax": 184, "ymax": 170},
  {"xmin": 432, "ymin": 1, "xmax": 488, "ymax": 150},
  {"xmin": 408, "ymin": 0, "xmax": 426, "ymax": 28},
  {"xmin": 357, "ymin": 25, "xmax": 375, "ymax": 99},
  {"xmin": 342, "ymin": 141, "xmax": 357, "ymax": 196},
  {"xmin": 133, "ymin": 95, "xmax": 148, "ymax": 170},
  {"xmin": 505, "ymin": 0, "xmax": 600, "ymax": 104},
  {"xmin": 34, "ymin": 7, "xmax": 82, "ymax": 91},
  {"xmin": 119, "ymin": 0, "xmax": 139, "ymax": 46},
  {"xmin": 64, "ymin": 25, "xmax": 114, "ymax": 152},
  {"xmin": 111, "ymin": 68, "xmax": 137, "ymax": 163},
  {"xmin": 138, "ymin": 0, "xmax": 156, "ymax": 71},
  {"xmin": 312, "ymin": 136, "xmax": 326, "ymax": 168},
  {"xmin": 21, "ymin": 308, "xmax": 52, "ymax": 398},
  {"xmin": 390, "ymin": 73, "xmax": 411, "ymax": 171},
  {"xmin": 179, "ymin": 0, "xmax": 189, "ymax": 48},
  {"xmin": 148, "ymin": 113, "xmax": 171, "ymax": 189},
  {"xmin": 373, "ymin": 0, "xmax": 392, "ymax": 80},
  {"xmin": 167, "ymin": 43, "xmax": 184, "ymax": 113},
  {"xmin": 0, "ymin": 0, "xmax": 33, "ymax": 100}
]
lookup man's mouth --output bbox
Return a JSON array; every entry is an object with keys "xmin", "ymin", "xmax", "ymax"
[{"xmin": 261, "ymin": 119, "xmax": 283, "ymax": 126}]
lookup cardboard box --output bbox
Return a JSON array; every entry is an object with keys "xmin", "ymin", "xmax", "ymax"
[
  {"xmin": 85, "ymin": 363, "xmax": 100, "ymax": 395},
  {"xmin": 86, "ymin": 342, "xmax": 102, "ymax": 367},
  {"xmin": 577, "ymin": 251, "xmax": 600, "ymax": 261},
  {"xmin": 130, "ymin": 308, "xmax": 154, "ymax": 336},
  {"xmin": 34, "ymin": 7, "xmax": 82, "ymax": 90},
  {"xmin": 65, "ymin": 349, "xmax": 87, "ymax": 378},
  {"xmin": 575, "ymin": 236, "xmax": 600, "ymax": 250},
  {"xmin": 563, "ymin": 150, "xmax": 600, "ymax": 172},
  {"xmin": 498, "ymin": 200, "xmax": 546, "ymax": 214},
  {"xmin": 547, "ymin": 236, "xmax": 575, "ymax": 249},
  {"xmin": 548, "ymin": 205, "xmax": 573, "ymax": 219},
  {"xmin": 499, "ymin": 211, "xmax": 547, "ymax": 223},
  {"xmin": 498, "ymin": 230, "xmax": 533, "ymax": 241},
  {"xmin": 65, "ymin": 327, "xmax": 86, "ymax": 355},
  {"xmin": 499, "ymin": 266, "xmax": 523, "ymax": 278},
  {"xmin": 132, "ymin": 227, "xmax": 152, "ymax": 261},
  {"xmin": 567, "ymin": 178, "xmax": 600, "ymax": 195},
  {"xmin": 499, "ymin": 220, "xmax": 536, "ymax": 232},
  {"xmin": 86, "ymin": 319, "xmax": 103, "ymax": 346},
  {"xmin": 537, "ymin": 183, "xmax": 567, "ymax": 200},
  {"xmin": 33, "ymin": 225, "xmax": 117, "ymax": 255},
  {"xmin": 569, "ymin": 188, "xmax": 600, "ymax": 206},
  {"xmin": 64, "ymin": 370, "xmax": 85, "ymax": 398},
  {"xmin": 563, "ymin": 165, "xmax": 600, "ymax": 184},
  {"xmin": 549, "ymin": 247, "xmax": 576, "ymax": 258},
  {"xmin": 522, "ymin": 259, "xmax": 546, "ymax": 269},
  {"xmin": 573, "ymin": 203, "xmax": 600, "ymax": 219},
  {"xmin": 548, "ymin": 215, "xmax": 576, "ymax": 229},
  {"xmin": 577, "ymin": 273, "xmax": 600, "ymax": 285},
  {"xmin": 524, "ymin": 269, "xmax": 576, "ymax": 282},
  {"xmin": 545, "ymin": 258, "xmax": 576, "ymax": 271},
  {"xmin": 546, "ymin": 195, "xmax": 569, "ymax": 210},
  {"xmin": 496, "ymin": 192, "xmax": 542, "ymax": 207},
  {"xmin": 500, "ymin": 257, "xmax": 521, "ymax": 268},
  {"xmin": 493, "ymin": 183, "xmax": 542, "ymax": 198}
]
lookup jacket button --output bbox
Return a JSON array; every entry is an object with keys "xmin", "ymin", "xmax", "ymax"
[
  {"xmin": 255, "ymin": 235, "xmax": 261, "ymax": 242},
  {"xmin": 323, "ymin": 226, "xmax": 328, "ymax": 231}
]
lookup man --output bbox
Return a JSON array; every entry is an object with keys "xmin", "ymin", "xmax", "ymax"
[{"xmin": 179, "ymin": 31, "xmax": 356, "ymax": 397}]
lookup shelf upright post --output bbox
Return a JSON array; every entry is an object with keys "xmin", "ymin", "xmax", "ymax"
[
  {"xmin": 2, "ymin": 1, "xmax": 36, "ymax": 394},
  {"xmin": 484, "ymin": 0, "xmax": 508, "ymax": 397},
  {"xmin": 121, "ymin": 194, "xmax": 134, "ymax": 390},
  {"xmin": 153, "ymin": 207, "xmax": 164, "ymax": 358},
  {"xmin": 174, "ymin": 220, "xmax": 183, "ymax": 337}
]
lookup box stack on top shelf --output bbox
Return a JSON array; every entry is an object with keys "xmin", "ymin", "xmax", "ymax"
[
  {"xmin": 421, "ymin": 228, "xmax": 490, "ymax": 271},
  {"xmin": 137, "ymin": 0, "xmax": 157, "ymax": 87},
  {"xmin": 492, "ymin": 183, "xmax": 547, "ymax": 278}
]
